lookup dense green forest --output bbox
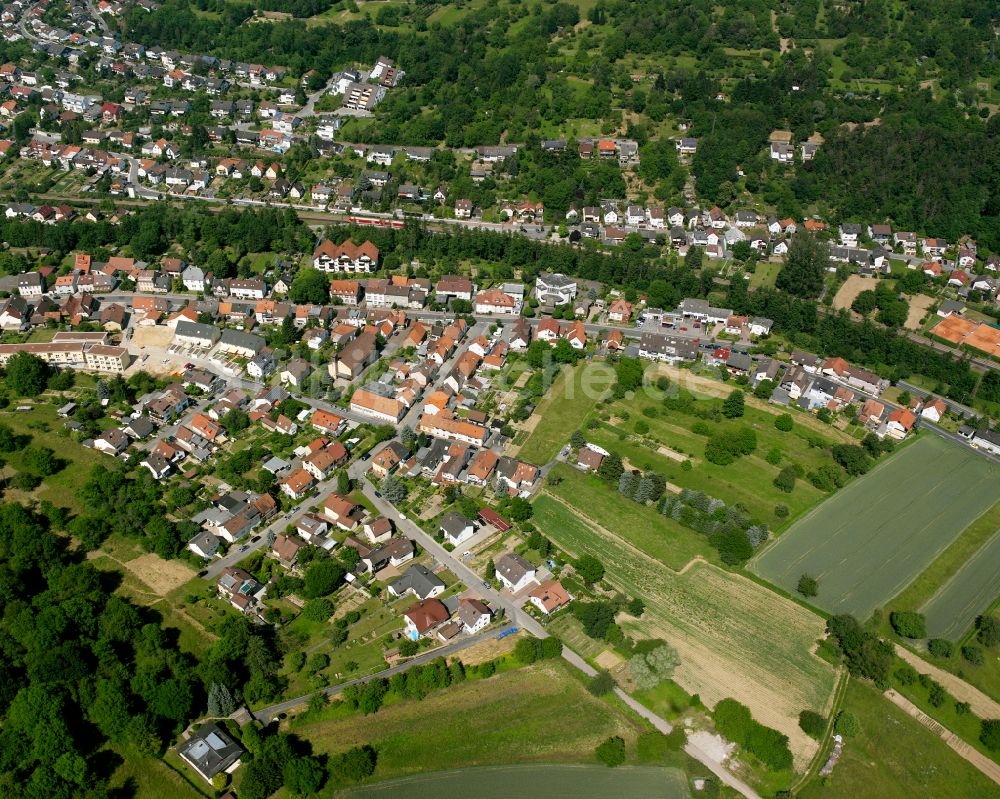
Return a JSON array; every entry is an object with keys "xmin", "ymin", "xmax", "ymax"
[{"xmin": 0, "ymin": 502, "xmax": 193, "ymax": 796}]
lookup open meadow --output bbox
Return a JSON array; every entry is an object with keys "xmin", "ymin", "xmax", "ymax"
[
  {"xmin": 333, "ymin": 764, "xmax": 691, "ymax": 799},
  {"xmin": 543, "ymin": 464, "xmax": 718, "ymax": 570},
  {"xmin": 529, "ymin": 359, "xmax": 857, "ymax": 530},
  {"xmin": 797, "ymin": 681, "xmax": 1000, "ymax": 799},
  {"xmin": 749, "ymin": 436, "xmax": 1000, "ymax": 619},
  {"xmin": 532, "ymin": 494, "xmax": 838, "ymax": 767},
  {"xmin": 516, "ymin": 360, "xmax": 614, "ymax": 464},
  {"xmin": 107, "ymin": 751, "xmax": 204, "ymax": 799},
  {"xmin": 0, "ymin": 402, "xmax": 103, "ymax": 513},
  {"xmin": 292, "ymin": 660, "xmax": 649, "ymax": 782}
]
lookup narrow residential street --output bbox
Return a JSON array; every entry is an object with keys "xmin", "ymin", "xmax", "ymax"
[{"xmin": 351, "ymin": 467, "xmax": 763, "ymax": 799}]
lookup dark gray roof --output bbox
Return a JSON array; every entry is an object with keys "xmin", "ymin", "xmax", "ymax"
[
  {"xmin": 726, "ymin": 352, "xmax": 752, "ymax": 371},
  {"xmin": 537, "ymin": 272, "xmax": 576, "ymax": 289},
  {"xmin": 389, "ymin": 563, "xmax": 444, "ymax": 599},
  {"xmin": 174, "ymin": 320, "xmax": 220, "ymax": 341},
  {"xmin": 495, "ymin": 551, "xmax": 534, "ymax": 584},
  {"xmin": 178, "ymin": 723, "xmax": 243, "ymax": 780},
  {"xmin": 973, "ymin": 428, "xmax": 1000, "ymax": 447},
  {"xmin": 125, "ymin": 415, "xmax": 155, "ymax": 438},
  {"xmin": 188, "ymin": 530, "xmax": 220, "ymax": 555},
  {"xmin": 219, "ymin": 328, "xmax": 265, "ymax": 353},
  {"xmin": 439, "ymin": 511, "xmax": 472, "ymax": 538}
]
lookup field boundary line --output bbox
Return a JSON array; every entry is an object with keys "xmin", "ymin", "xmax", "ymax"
[
  {"xmin": 892, "ymin": 645, "xmax": 1000, "ymax": 719},
  {"xmin": 748, "ymin": 436, "xmax": 992, "ymax": 618},
  {"xmin": 917, "ymin": 528, "xmax": 1000, "ymax": 613},
  {"xmin": 890, "ymin": 498, "xmax": 1000, "ymax": 628},
  {"xmin": 884, "ymin": 689, "xmax": 1000, "ymax": 786},
  {"xmin": 746, "ymin": 435, "xmax": 920, "ymax": 571},
  {"xmin": 791, "ymin": 668, "xmax": 849, "ymax": 794}
]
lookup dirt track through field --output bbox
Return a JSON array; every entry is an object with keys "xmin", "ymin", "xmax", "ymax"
[
  {"xmin": 885, "ymin": 689, "xmax": 1000, "ymax": 786},
  {"xmin": 893, "ymin": 646, "xmax": 1000, "ymax": 719},
  {"xmin": 538, "ymin": 493, "xmax": 835, "ymax": 768}
]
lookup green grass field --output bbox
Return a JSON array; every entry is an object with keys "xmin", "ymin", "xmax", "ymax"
[
  {"xmin": 108, "ymin": 752, "xmax": 205, "ymax": 799},
  {"xmin": 0, "ymin": 403, "xmax": 100, "ymax": 513},
  {"xmin": 749, "ymin": 436, "xmax": 1000, "ymax": 619},
  {"xmin": 517, "ymin": 361, "xmax": 614, "ymax": 465},
  {"xmin": 584, "ymin": 414, "xmax": 829, "ymax": 531},
  {"xmin": 538, "ymin": 469, "xmax": 716, "ymax": 570},
  {"xmin": 797, "ymin": 680, "xmax": 1000, "ymax": 799},
  {"xmin": 921, "ymin": 526, "xmax": 1000, "ymax": 640},
  {"xmin": 532, "ymin": 493, "xmax": 837, "ymax": 766},
  {"xmin": 294, "ymin": 660, "xmax": 649, "ymax": 783},
  {"xmin": 749, "ymin": 260, "xmax": 781, "ymax": 290},
  {"xmin": 334, "ymin": 764, "xmax": 691, "ymax": 799}
]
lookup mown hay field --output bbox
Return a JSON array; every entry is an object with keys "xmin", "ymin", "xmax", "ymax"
[{"xmin": 532, "ymin": 495, "xmax": 837, "ymax": 768}]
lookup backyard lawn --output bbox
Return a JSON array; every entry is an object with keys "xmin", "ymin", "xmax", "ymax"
[{"xmin": 749, "ymin": 260, "xmax": 781, "ymax": 290}]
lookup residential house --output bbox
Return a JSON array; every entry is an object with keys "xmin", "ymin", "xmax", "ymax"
[
  {"xmin": 303, "ymin": 440, "xmax": 348, "ymax": 480},
  {"xmin": 331, "ymin": 330, "xmax": 378, "ymax": 379},
  {"xmin": 310, "ymin": 409, "xmax": 346, "ymax": 437},
  {"xmin": 389, "ymin": 563, "xmax": 445, "ymax": 600},
  {"xmin": 271, "ymin": 533, "xmax": 306, "ymax": 567},
  {"xmin": 370, "ymin": 441, "xmax": 407, "ymax": 478},
  {"xmin": 350, "ymin": 388, "xmax": 404, "ymax": 423},
  {"xmin": 885, "ymin": 409, "xmax": 916, "ymax": 440},
  {"xmin": 323, "ymin": 492, "xmax": 363, "ymax": 530},
  {"xmin": 312, "ymin": 239, "xmax": 380, "ymax": 273},
  {"xmin": 603, "ymin": 298, "xmax": 631, "ymax": 324},
  {"xmin": 528, "ymin": 579, "xmax": 572, "ymax": 614},
  {"xmin": 402, "ymin": 598, "xmax": 449, "ymax": 638},
  {"xmin": 178, "ymin": 723, "xmax": 244, "ymax": 784},
  {"xmin": 921, "ymin": 398, "xmax": 947, "ymax": 424},
  {"xmin": 363, "ymin": 516, "xmax": 393, "ymax": 544},
  {"xmin": 495, "ymin": 552, "xmax": 536, "ymax": 592},
  {"xmin": 94, "ymin": 427, "xmax": 129, "ymax": 455},
  {"xmin": 534, "ymin": 272, "xmax": 577, "ymax": 306},
  {"xmin": 474, "ymin": 287, "xmax": 519, "ymax": 315},
  {"xmin": 439, "ymin": 511, "xmax": 475, "ymax": 547},
  {"xmin": 216, "ymin": 565, "xmax": 264, "ymax": 613},
  {"xmin": 279, "ymin": 468, "xmax": 315, "ymax": 500}
]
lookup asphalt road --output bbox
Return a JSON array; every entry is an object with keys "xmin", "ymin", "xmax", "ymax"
[{"xmin": 349, "ymin": 473, "xmax": 762, "ymax": 798}]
